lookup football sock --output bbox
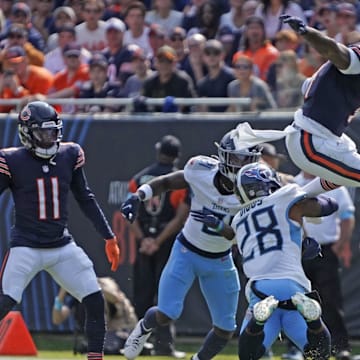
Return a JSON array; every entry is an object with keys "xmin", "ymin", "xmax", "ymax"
[
  {"xmin": 304, "ymin": 320, "xmax": 331, "ymax": 360},
  {"xmin": 197, "ymin": 329, "xmax": 229, "ymax": 360},
  {"xmin": 238, "ymin": 319, "xmax": 266, "ymax": 360},
  {"xmin": 143, "ymin": 306, "xmax": 158, "ymax": 331},
  {"xmin": 87, "ymin": 352, "xmax": 103, "ymax": 360},
  {"xmin": 302, "ymin": 177, "xmax": 339, "ymax": 197}
]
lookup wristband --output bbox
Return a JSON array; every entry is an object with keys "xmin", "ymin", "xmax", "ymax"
[
  {"xmin": 54, "ymin": 296, "xmax": 63, "ymax": 311},
  {"xmin": 216, "ymin": 220, "xmax": 225, "ymax": 233},
  {"xmin": 137, "ymin": 184, "xmax": 153, "ymax": 201}
]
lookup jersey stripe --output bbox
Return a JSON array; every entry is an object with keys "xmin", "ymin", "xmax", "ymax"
[
  {"xmin": 74, "ymin": 146, "xmax": 85, "ymax": 170},
  {"xmin": 300, "ymin": 130, "xmax": 360, "ymax": 181},
  {"xmin": 0, "ymin": 157, "xmax": 11, "ymax": 177}
]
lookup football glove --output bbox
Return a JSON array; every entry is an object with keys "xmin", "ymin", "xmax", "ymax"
[
  {"xmin": 120, "ymin": 195, "xmax": 140, "ymax": 223},
  {"xmin": 302, "ymin": 236, "xmax": 322, "ymax": 260},
  {"xmin": 190, "ymin": 210, "xmax": 224, "ymax": 232},
  {"xmin": 279, "ymin": 14, "xmax": 307, "ymax": 35},
  {"xmin": 105, "ymin": 237, "xmax": 120, "ymax": 271}
]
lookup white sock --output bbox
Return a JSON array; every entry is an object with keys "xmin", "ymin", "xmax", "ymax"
[{"xmin": 192, "ymin": 354, "xmax": 200, "ymax": 360}]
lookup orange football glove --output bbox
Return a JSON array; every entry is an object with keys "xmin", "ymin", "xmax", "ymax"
[{"xmin": 105, "ymin": 237, "xmax": 120, "ymax": 272}]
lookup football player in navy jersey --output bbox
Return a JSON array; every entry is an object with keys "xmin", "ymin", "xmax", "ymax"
[
  {"xmin": 279, "ymin": 14, "xmax": 360, "ymax": 196},
  {"xmin": 0, "ymin": 101, "xmax": 120, "ymax": 360}
]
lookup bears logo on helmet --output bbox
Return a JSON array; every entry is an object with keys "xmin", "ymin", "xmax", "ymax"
[{"xmin": 20, "ymin": 105, "xmax": 31, "ymax": 121}]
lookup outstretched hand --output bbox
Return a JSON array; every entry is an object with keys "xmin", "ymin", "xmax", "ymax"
[
  {"xmin": 280, "ymin": 14, "xmax": 307, "ymax": 35},
  {"xmin": 105, "ymin": 237, "xmax": 120, "ymax": 271},
  {"xmin": 190, "ymin": 210, "xmax": 224, "ymax": 232},
  {"xmin": 120, "ymin": 195, "xmax": 140, "ymax": 223}
]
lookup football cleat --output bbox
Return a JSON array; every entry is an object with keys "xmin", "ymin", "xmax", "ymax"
[
  {"xmin": 253, "ymin": 295, "xmax": 279, "ymax": 323},
  {"xmin": 291, "ymin": 292, "xmax": 321, "ymax": 321},
  {"xmin": 123, "ymin": 319, "xmax": 152, "ymax": 359}
]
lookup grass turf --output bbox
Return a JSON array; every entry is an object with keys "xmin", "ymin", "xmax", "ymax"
[{"xmin": 2, "ymin": 334, "xmax": 359, "ymax": 359}]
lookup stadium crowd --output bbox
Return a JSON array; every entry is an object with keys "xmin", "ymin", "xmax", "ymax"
[{"xmin": 0, "ymin": 0, "xmax": 359, "ymax": 113}]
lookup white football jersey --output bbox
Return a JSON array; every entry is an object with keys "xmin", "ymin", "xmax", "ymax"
[
  {"xmin": 183, "ymin": 155, "xmax": 241, "ymax": 253},
  {"xmin": 232, "ymin": 184, "xmax": 311, "ymax": 291}
]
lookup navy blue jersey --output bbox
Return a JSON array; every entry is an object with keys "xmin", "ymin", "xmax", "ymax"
[
  {"xmin": 302, "ymin": 57, "xmax": 360, "ymax": 136},
  {"xmin": 0, "ymin": 142, "xmax": 114, "ymax": 248}
]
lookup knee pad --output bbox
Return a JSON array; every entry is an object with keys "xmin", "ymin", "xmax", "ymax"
[{"xmin": 0, "ymin": 294, "xmax": 16, "ymax": 320}]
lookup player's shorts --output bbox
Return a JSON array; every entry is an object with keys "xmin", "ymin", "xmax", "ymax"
[
  {"xmin": 285, "ymin": 109, "xmax": 360, "ymax": 187},
  {"xmin": 157, "ymin": 239, "xmax": 240, "ymax": 332},
  {"xmin": 2, "ymin": 242, "xmax": 100, "ymax": 303}
]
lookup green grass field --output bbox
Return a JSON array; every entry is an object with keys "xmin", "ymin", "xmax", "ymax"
[{"xmin": 1, "ymin": 333, "xmax": 359, "ymax": 360}]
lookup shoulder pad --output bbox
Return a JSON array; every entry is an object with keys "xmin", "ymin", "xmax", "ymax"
[{"xmin": 185, "ymin": 155, "xmax": 218, "ymax": 171}]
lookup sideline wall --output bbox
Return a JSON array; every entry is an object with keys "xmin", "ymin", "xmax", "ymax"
[{"xmin": 1, "ymin": 114, "xmax": 360, "ymax": 336}]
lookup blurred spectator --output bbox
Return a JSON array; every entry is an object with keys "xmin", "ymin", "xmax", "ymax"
[
  {"xmin": 168, "ymin": 27, "xmax": 187, "ymax": 66},
  {"xmin": 46, "ymin": 6, "xmax": 77, "ymax": 51},
  {"xmin": 180, "ymin": 32, "xmax": 207, "ymax": 86},
  {"xmin": 266, "ymin": 29, "xmax": 299, "ymax": 94},
  {"xmin": 75, "ymin": 0, "xmax": 107, "ymax": 51},
  {"xmin": 145, "ymin": 0, "xmax": 183, "ymax": 36},
  {"xmin": 274, "ymin": 50, "xmax": 305, "ymax": 108},
  {"xmin": 78, "ymin": 52, "xmax": 123, "ymax": 113},
  {"xmin": 233, "ymin": 16, "xmax": 279, "ymax": 80},
  {"xmin": 122, "ymin": 46, "xmax": 153, "ymax": 98},
  {"xmin": 148, "ymin": 23, "xmax": 166, "ymax": 60},
  {"xmin": 197, "ymin": 39, "xmax": 235, "ymax": 112},
  {"xmin": 254, "ymin": 0, "xmax": 306, "ymax": 41},
  {"xmin": 47, "ymin": 42, "xmax": 90, "ymax": 113},
  {"xmin": 334, "ymin": 2, "xmax": 360, "ymax": 45},
  {"xmin": 44, "ymin": 23, "xmax": 91, "ymax": 75},
  {"xmin": 217, "ymin": 26, "xmax": 237, "ymax": 66},
  {"xmin": 227, "ymin": 54, "xmax": 276, "ymax": 111},
  {"xmin": 1, "ymin": 23, "xmax": 44, "ymax": 66},
  {"xmin": 0, "ymin": 0, "xmax": 12, "ymax": 28},
  {"xmin": 142, "ymin": 45, "xmax": 196, "ymax": 113},
  {"xmin": 298, "ymin": 42, "xmax": 325, "ymax": 77},
  {"xmin": 102, "ymin": 0, "xmax": 123, "ymax": 21},
  {"xmin": 0, "ymin": 8, "xmax": 5, "ymax": 34},
  {"xmin": 317, "ymin": 2, "xmax": 339, "ymax": 38},
  {"xmin": 8, "ymin": 2, "xmax": 45, "ymax": 51},
  {"xmin": 182, "ymin": 0, "xmax": 228, "ymax": 31},
  {"xmin": 242, "ymin": 0, "xmax": 260, "ymax": 18},
  {"xmin": 64, "ymin": 0, "xmax": 84, "ymax": 25},
  {"xmin": 123, "ymin": 2, "xmax": 153, "ymax": 57},
  {"xmin": 31, "ymin": 0, "xmax": 55, "ymax": 43},
  {"xmin": 188, "ymin": 0, "xmax": 222, "ymax": 39},
  {"xmin": 0, "ymin": 68, "xmax": 30, "ymax": 113},
  {"xmin": 102, "ymin": 17, "xmax": 134, "ymax": 85},
  {"xmin": 2, "ymin": 45, "xmax": 53, "ymax": 96},
  {"xmin": 219, "ymin": 0, "xmax": 245, "ymax": 36}
]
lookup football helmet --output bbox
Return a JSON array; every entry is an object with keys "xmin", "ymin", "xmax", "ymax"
[
  {"xmin": 18, "ymin": 101, "xmax": 63, "ymax": 159},
  {"xmin": 235, "ymin": 162, "xmax": 281, "ymax": 204},
  {"xmin": 216, "ymin": 129, "xmax": 262, "ymax": 182}
]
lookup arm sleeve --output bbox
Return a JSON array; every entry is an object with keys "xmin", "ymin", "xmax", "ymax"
[
  {"xmin": 339, "ymin": 47, "xmax": 360, "ymax": 74},
  {"xmin": 71, "ymin": 167, "xmax": 114, "ymax": 240}
]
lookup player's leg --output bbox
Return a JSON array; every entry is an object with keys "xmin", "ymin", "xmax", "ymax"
[
  {"xmin": 125, "ymin": 240, "xmax": 196, "ymax": 359},
  {"xmin": 0, "ymin": 247, "xmax": 43, "ymax": 319},
  {"xmin": 283, "ymin": 301, "xmax": 330, "ymax": 360},
  {"xmin": 46, "ymin": 243, "xmax": 105, "ymax": 360},
  {"xmin": 286, "ymin": 129, "xmax": 360, "ymax": 189},
  {"xmin": 193, "ymin": 253, "xmax": 240, "ymax": 360}
]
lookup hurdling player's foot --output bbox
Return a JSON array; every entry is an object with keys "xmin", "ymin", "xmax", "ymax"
[
  {"xmin": 291, "ymin": 292, "xmax": 321, "ymax": 321},
  {"xmin": 123, "ymin": 319, "xmax": 152, "ymax": 359},
  {"xmin": 253, "ymin": 296, "xmax": 279, "ymax": 323}
]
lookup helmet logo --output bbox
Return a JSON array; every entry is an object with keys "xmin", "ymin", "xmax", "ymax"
[
  {"xmin": 244, "ymin": 167, "xmax": 273, "ymax": 182},
  {"xmin": 20, "ymin": 105, "xmax": 31, "ymax": 121}
]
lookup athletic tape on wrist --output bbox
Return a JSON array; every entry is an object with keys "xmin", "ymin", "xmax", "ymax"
[{"xmin": 138, "ymin": 184, "xmax": 153, "ymax": 201}]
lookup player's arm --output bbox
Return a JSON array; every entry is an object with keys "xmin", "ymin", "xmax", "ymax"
[
  {"xmin": 280, "ymin": 15, "xmax": 351, "ymax": 69},
  {"xmin": 71, "ymin": 166, "xmax": 120, "ymax": 271},
  {"xmin": 121, "ymin": 170, "xmax": 189, "ymax": 223},
  {"xmin": 52, "ymin": 288, "xmax": 72, "ymax": 325},
  {"xmin": 288, "ymin": 195, "xmax": 339, "ymax": 223}
]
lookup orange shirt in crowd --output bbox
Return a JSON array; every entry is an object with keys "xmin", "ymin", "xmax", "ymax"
[
  {"xmin": 0, "ymin": 87, "xmax": 29, "ymax": 113},
  {"xmin": 234, "ymin": 43, "xmax": 279, "ymax": 81},
  {"xmin": 52, "ymin": 64, "xmax": 89, "ymax": 95},
  {"xmin": 22, "ymin": 65, "xmax": 54, "ymax": 94}
]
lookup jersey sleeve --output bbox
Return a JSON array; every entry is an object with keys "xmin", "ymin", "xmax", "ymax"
[
  {"xmin": 74, "ymin": 144, "xmax": 85, "ymax": 171},
  {"xmin": 0, "ymin": 151, "xmax": 11, "ymax": 194},
  {"xmin": 184, "ymin": 155, "xmax": 217, "ymax": 183},
  {"xmin": 339, "ymin": 46, "xmax": 360, "ymax": 74}
]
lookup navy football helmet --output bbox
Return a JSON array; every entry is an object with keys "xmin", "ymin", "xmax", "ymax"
[
  {"xmin": 235, "ymin": 162, "xmax": 281, "ymax": 204},
  {"xmin": 216, "ymin": 129, "xmax": 262, "ymax": 182},
  {"xmin": 18, "ymin": 101, "xmax": 63, "ymax": 159}
]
